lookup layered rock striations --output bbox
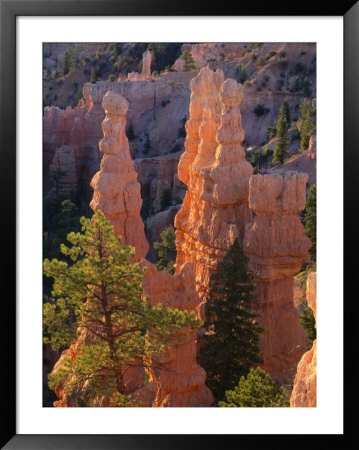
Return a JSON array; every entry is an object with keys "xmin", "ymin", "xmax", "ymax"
[
  {"xmin": 43, "ymin": 72, "xmax": 193, "ymax": 200},
  {"xmin": 290, "ymin": 272, "xmax": 317, "ymax": 407},
  {"xmin": 142, "ymin": 261, "xmax": 214, "ymax": 406},
  {"xmin": 90, "ymin": 91, "xmax": 149, "ymax": 260},
  {"xmin": 244, "ymin": 172, "xmax": 311, "ymax": 384},
  {"xmin": 51, "ymin": 89, "xmax": 213, "ymax": 407},
  {"xmin": 175, "ymin": 68, "xmax": 253, "ymax": 312}
]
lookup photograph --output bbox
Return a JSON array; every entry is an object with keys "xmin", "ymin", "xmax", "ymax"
[{"xmin": 42, "ymin": 41, "xmax": 317, "ymax": 409}]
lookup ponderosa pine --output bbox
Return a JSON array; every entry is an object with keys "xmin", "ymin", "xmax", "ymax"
[
  {"xmin": 43, "ymin": 210, "xmax": 200, "ymax": 406},
  {"xmin": 197, "ymin": 239, "xmax": 264, "ymax": 402}
]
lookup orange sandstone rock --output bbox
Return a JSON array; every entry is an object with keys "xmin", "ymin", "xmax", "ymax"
[
  {"xmin": 142, "ymin": 261, "xmax": 214, "ymax": 406},
  {"xmin": 244, "ymin": 172, "xmax": 311, "ymax": 384},
  {"xmin": 290, "ymin": 272, "xmax": 317, "ymax": 407},
  {"xmin": 90, "ymin": 91, "xmax": 149, "ymax": 260},
  {"xmin": 52, "ymin": 90, "xmax": 212, "ymax": 407},
  {"xmin": 175, "ymin": 68, "xmax": 253, "ymax": 313}
]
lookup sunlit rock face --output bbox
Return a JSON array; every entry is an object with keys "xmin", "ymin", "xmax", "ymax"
[
  {"xmin": 51, "ymin": 90, "xmax": 213, "ymax": 408},
  {"xmin": 175, "ymin": 68, "xmax": 253, "ymax": 314},
  {"xmin": 244, "ymin": 172, "xmax": 311, "ymax": 384},
  {"xmin": 290, "ymin": 272, "xmax": 317, "ymax": 407},
  {"xmin": 142, "ymin": 261, "xmax": 214, "ymax": 407},
  {"xmin": 90, "ymin": 91, "xmax": 149, "ymax": 261}
]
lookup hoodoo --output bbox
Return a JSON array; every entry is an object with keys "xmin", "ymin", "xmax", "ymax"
[
  {"xmin": 244, "ymin": 172, "xmax": 312, "ymax": 384},
  {"xmin": 175, "ymin": 68, "xmax": 253, "ymax": 314},
  {"xmin": 51, "ymin": 90, "xmax": 213, "ymax": 407},
  {"xmin": 90, "ymin": 91, "xmax": 149, "ymax": 260}
]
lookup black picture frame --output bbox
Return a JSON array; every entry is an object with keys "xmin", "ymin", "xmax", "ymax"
[{"xmin": 1, "ymin": 0, "xmax": 356, "ymax": 448}]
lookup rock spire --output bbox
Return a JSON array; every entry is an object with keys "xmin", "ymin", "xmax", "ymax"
[
  {"xmin": 90, "ymin": 91, "xmax": 149, "ymax": 260},
  {"xmin": 244, "ymin": 172, "xmax": 312, "ymax": 383},
  {"xmin": 175, "ymin": 67, "xmax": 253, "ymax": 314}
]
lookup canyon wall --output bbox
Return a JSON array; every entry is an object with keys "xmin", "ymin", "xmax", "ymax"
[
  {"xmin": 243, "ymin": 172, "xmax": 311, "ymax": 384},
  {"xmin": 43, "ymin": 71, "xmax": 193, "ymax": 201},
  {"xmin": 175, "ymin": 67, "xmax": 253, "ymax": 314},
  {"xmin": 290, "ymin": 271, "xmax": 317, "ymax": 407}
]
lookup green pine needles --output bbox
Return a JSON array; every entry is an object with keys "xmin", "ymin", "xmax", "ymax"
[
  {"xmin": 304, "ymin": 184, "xmax": 316, "ymax": 260},
  {"xmin": 43, "ymin": 210, "xmax": 200, "ymax": 406},
  {"xmin": 272, "ymin": 103, "xmax": 289, "ymax": 164},
  {"xmin": 154, "ymin": 225, "xmax": 176, "ymax": 275},
  {"xmin": 219, "ymin": 367, "xmax": 288, "ymax": 407},
  {"xmin": 197, "ymin": 239, "xmax": 264, "ymax": 403}
]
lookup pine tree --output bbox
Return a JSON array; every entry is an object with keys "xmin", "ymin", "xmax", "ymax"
[
  {"xmin": 283, "ymin": 98, "xmax": 291, "ymax": 125},
  {"xmin": 90, "ymin": 67, "xmax": 97, "ymax": 83},
  {"xmin": 197, "ymin": 239, "xmax": 264, "ymax": 402},
  {"xmin": 143, "ymin": 132, "xmax": 151, "ymax": 154},
  {"xmin": 299, "ymin": 98, "xmax": 313, "ymax": 117},
  {"xmin": 303, "ymin": 184, "xmax": 316, "ymax": 260},
  {"xmin": 49, "ymin": 168, "xmax": 67, "ymax": 202},
  {"xmin": 218, "ymin": 367, "xmax": 287, "ymax": 407},
  {"xmin": 272, "ymin": 105, "xmax": 289, "ymax": 164},
  {"xmin": 299, "ymin": 303, "xmax": 316, "ymax": 347},
  {"xmin": 181, "ymin": 50, "xmax": 196, "ymax": 72},
  {"xmin": 300, "ymin": 110, "xmax": 315, "ymax": 151},
  {"xmin": 303, "ymin": 77, "xmax": 311, "ymax": 96},
  {"xmin": 147, "ymin": 43, "xmax": 166, "ymax": 73},
  {"xmin": 75, "ymin": 86, "xmax": 83, "ymax": 105},
  {"xmin": 43, "ymin": 210, "xmax": 200, "ymax": 406},
  {"xmin": 62, "ymin": 47, "xmax": 75, "ymax": 75},
  {"xmin": 154, "ymin": 225, "xmax": 176, "ymax": 274},
  {"xmin": 160, "ymin": 183, "xmax": 172, "ymax": 211}
]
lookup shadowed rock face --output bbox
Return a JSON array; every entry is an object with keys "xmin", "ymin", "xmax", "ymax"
[
  {"xmin": 175, "ymin": 68, "xmax": 253, "ymax": 313},
  {"xmin": 49, "ymin": 145, "xmax": 77, "ymax": 197},
  {"xmin": 244, "ymin": 172, "xmax": 311, "ymax": 384},
  {"xmin": 290, "ymin": 272, "xmax": 317, "ymax": 407}
]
